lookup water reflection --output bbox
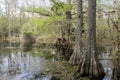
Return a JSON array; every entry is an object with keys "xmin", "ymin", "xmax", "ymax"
[
  {"xmin": 101, "ymin": 60, "xmax": 113, "ymax": 80},
  {"xmin": 0, "ymin": 43, "xmax": 52, "ymax": 80},
  {"xmin": 100, "ymin": 53, "xmax": 113, "ymax": 80},
  {"xmin": 0, "ymin": 42, "xmax": 117, "ymax": 80}
]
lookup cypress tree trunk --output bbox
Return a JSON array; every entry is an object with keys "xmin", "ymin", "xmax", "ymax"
[
  {"xmin": 77, "ymin": 0, "xmax": 105, "ymax": 79},
  {"xmin": 69, "ymin": 0, "xmax": 83, "ymax": 65}
]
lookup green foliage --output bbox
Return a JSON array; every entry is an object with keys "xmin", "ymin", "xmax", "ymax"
[
  {"xmin": 23, "ymin": 1, "xmax": 75, "ymax": 43},
  {"xmin": 28, "ymin": 48, "xmax": 53, "ymax": 59},
  {"xmin": 27, "ymin": 1, "xmax": 74, "ymax": 16},
  {"xmin": 52, "ymin": 1, "xmax": 64, "ymax": 13},
  {"xmin": 27, "ymin": 6, "xmax": 51, "ymax": 16},
  {"xmin": 113, "ymin": 48, "xmax": 120, "ymax": 57},
  {"xmin": 0, "ymin": 16, "xmax": 7, "ymax": 31},
  {"xmin": 21, "ymin": 15, "xmax": 64, "ymax": 42},
  {"xmin": 21, "ymin": 16, "xmax": 63, "ymax": 34},
  {"xmin": 52, "ymin": 1, "xmax": 73, "ymax": 14}
]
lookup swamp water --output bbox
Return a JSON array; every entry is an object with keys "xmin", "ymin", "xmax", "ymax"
[
  {"xmin": 0, "ymin": 42, "xmax": 114, "ymax": 80},
  {"xmin": 0, "ymin": 42, "xmax": 55, "ymax": 80}
]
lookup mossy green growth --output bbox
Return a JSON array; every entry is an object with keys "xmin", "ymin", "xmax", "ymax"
[{"xmin": 21, "ymin": 15, "xmax": 65, "ymax": 43}]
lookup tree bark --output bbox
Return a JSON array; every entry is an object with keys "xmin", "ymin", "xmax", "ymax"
[
  {"xmin": 77, "ymin": 0, "xmax": 105, "ymax": 79},
  {"xmin": 69, "ymin": 0, "xmax": 83, "ymax": 65}
]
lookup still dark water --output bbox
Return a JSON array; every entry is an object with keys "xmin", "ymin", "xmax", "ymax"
[{"xmin": 0, "ymin": 42, "xmax": 114, "ymax": 80}]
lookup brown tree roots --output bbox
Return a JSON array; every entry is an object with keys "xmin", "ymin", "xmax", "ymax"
[
  {"xmin": 69, "ymin": 47, "xmax": 81, "ymax": 65},
  {"xmin": 77, "ymin": 52, "xmax": 105, "ymax": 80}
]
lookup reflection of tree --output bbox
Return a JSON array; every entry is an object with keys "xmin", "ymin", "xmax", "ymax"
[
  {"xmin": 8, "ymin": 50, "xmax": 17, "ymax": 75},
  {"xmin": 0, "ymin": 42, "xmax": 32, "ymax": 76},
  {"xmin": 0, "ymin": 50, "xmax": 3, "ymax": 74},
  {"xmin": 7, "ymin": 49, "xmax": 30, "ymax": 75},
  {"xmin": 7, "ymin": 48, "xmax": 29, "ymax": 75},
  {"xmin": 0, "ymin": 53, "xmax": 3, "ymax": 64}
]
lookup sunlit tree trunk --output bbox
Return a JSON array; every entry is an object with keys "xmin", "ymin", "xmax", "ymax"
[{"xmin": 69, "ymin": 0, "xmax": 83, "ymax": 65}]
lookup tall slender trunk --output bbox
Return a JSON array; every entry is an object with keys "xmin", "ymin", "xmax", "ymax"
[
  {"xmin": 77, "ymin": 0, "xmax": 105, "ymax": 79},
  {"xmin": 87, "ymin": 0, "xmax": 96, "ymax": 56},
  {"xmin": 76, "ymin": 0, "xmax": 83, "ymax": 53},
  {"xmin": 69, "ymin": 0, "xmax": 83, "ymax": 65}
]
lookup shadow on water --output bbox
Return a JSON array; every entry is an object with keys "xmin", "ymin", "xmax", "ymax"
[{"xmin": 0, "ymin": 42, "xmax": 54, "ymax": 80}]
